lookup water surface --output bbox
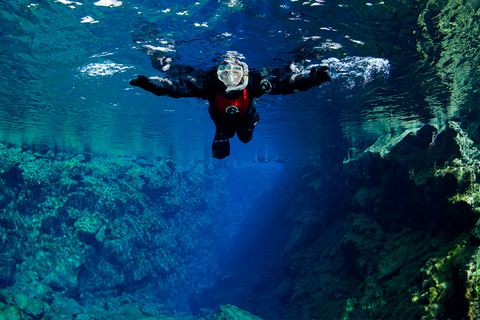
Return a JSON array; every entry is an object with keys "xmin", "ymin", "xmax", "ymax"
[{"xmin": 0, "ymin": 0, "xmax": 478, "ymax": 160}]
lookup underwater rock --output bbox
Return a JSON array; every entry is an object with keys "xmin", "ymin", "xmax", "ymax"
[
  {"xmin": 341, "ymin": 213, "xmax": 385, "ymax": 275},
  {"xmin": 0, "ymin": 289, "xmax": 13, "ymax": 305},
  {"xmin": 0, "ymin": 143, "xmax": 288, "ymax": 318},
  {"xmin": 472, "ymin": 219, "xmax": 480, "ymax": 240},
  {"xmin": 387, "ymin": 125, "xmax": 460, "ymax": 178},
  {"xmin": 0, "ymin": 256, "xmax": 16, "ymax": 286},
  {"xmin": 212, "ymin": 304, "xmax": 263, "ymax": 320},
  {"xmin": 29, "ymin": 281, "xmax": 54, "ymax": 302},
  {"xmin": 47, "ymin": 293, "xmax": 85, "ymax": 317},
  {"xmin": 0, "ymin": 305, "xmax": 21, "ymax": 320},
  {"xmin": 277, "ymin": 277, "xmax": 294, "ymax": 305},
  {"xmin": 43, "ymin": 264, "xmax": 79, "ymax": 294},
  {"xmin": 75, "ymin": 214, "xmax": 103, "ymax": 245},
  {"xmin": 109, "ymin": 305, "xmax": 154, "ymax": 320},
  {"xmin": 288, "ymin": 211, "xmax": 324, "ymax": 248},
  {"xmin": 34, "ymin": 245, "xmax": 86, "ymax": 296},
  {"xmin": 462, "ymin": 246, "xmax": 480, "ymax": 319},
  {"xmin": 0, "ymin": 289, "xmax": 50, "ymax": 319},
  {"xmin": 279, "ymin": 119, "xmax": 480, "ymax": 319},
  {"xmin": 103, "ymin": 238, "xmax": 133, "ymax": 266},
  {"xmin": 11, "ymin": 291, "xmax": 50, "ymax": 317}
]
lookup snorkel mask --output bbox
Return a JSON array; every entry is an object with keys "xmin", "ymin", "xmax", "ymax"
[{"xmin": 217, "ymin": 53, "xmax": 249, "ymax": 92}]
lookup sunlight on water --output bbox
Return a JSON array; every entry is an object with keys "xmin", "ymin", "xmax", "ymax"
[{"xmin": 78, "ymin": 61, "xmax": 133, "ymax": 77}]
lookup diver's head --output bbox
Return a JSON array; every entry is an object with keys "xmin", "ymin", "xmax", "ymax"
[
  {"xmin": 217, "ymin": 51, "xmax": 249, "ymax": 92},
  {"xmin": 218, "ymin": 63, "xmax": 243, "ymax": 87}
]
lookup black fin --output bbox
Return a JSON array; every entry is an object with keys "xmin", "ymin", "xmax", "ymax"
[{"xmin": 212, "ymin": 138, "xmax": 230, "ymax": 159}]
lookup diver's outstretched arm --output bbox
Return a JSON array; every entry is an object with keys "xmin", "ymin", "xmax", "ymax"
[
  {"xmin": 267, "ymin": 66, "xmax": 332, "ymax": 95},
  {"xmin": 129, "ymin": 74, "xmax": 205, "ymax": 98}
]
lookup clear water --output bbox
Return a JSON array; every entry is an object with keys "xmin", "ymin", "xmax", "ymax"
[
  {"xmin": 1, "ymin": 1, "xmax": 480, "ymax": 318},
  {"xmin": 4, "ymin": 0, "xmax": 477, "ymax": 162}
]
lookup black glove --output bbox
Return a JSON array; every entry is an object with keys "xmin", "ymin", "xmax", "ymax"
[
  {"xmin": 310, "ymin": 66, "xmax": 332, "ymax": 85},
  {"xmin": 129, "ymin": 74, "xmax": 150, "ymax": 87}
]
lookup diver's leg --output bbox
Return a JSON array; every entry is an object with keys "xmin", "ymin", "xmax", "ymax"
[
  {"xmin": 212, "ymin": 125, "xmax": 233, "ymax": 159},
  {"xmin": 209, "ymin": 112, "xmax": 235, "ymax": 159},
  {"xmin": 237, "ymin": 111, "xmax": 259, "ymax": 143}
]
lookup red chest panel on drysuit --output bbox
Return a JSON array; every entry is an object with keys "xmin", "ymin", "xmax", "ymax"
[{"xmin": 213, "ymin": 89, "xmax": 250, "ymax": 116}]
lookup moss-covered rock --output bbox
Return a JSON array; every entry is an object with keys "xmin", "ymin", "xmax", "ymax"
[
  {"xmin": 463, "ymin": 247, "xmax": 480, "ymax": 319},
  {"xmin": 11, "ymin": 292, "xmax": 49, "ymax": 317},
  {"xmin": 0, "ymin": 305, "xmax": 21, "ymax": 320},
  {"xmin": 212, "ymin": 304, "xmax": 263, "ymax": 320},
  {"xmin": 75, "ymin": 214, "xmax": 103, "ymax": 245},
  {"xmin": 0, "ymin": 256, "xmax": 15, "ymax": 286},
  {"xmin": 280, "ymin": 120, "xmax": 480, "ymax": 319}
]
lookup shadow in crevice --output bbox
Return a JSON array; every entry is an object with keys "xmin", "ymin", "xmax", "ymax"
[{"xmin": 189, "ymin": 170, "xmax": 292, "ymax": 320}]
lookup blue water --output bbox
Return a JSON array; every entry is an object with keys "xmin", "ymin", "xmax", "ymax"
[
  {"xmin": 1, "ymin": 0, "xmax": 479, "ymax": 319},
  {"xmin": 0, "ymin": 0, "xmax": 414, "ymax": 162},
  {"xmin": 2, "ymin": 0, "xmax": 477, "ymax": 162}
]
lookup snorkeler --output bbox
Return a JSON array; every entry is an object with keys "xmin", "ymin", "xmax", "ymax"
[{"xmin": 130, "ymin": 51, "xmax": 332, "ymax": 159}]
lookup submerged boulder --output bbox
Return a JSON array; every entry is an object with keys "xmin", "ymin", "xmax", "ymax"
[
  {"xmin": 75, "ymin": 214, "xmax": 103, "ymax": 245},
  {"xmin": 0, "ymin": 289, "xmax": 50, "ymax": 320},
  {"xmin": 0, "ymin": 256, "xmax": 16, "ymax": 286},
  {"xmin": 212, "ymin": 304, "xmax": 263, "ymax": 320},
  {"xmin": 0, "ymin": 305, "xmax": 21, "ymax": 320},
  {"xmin": 277, "ymin": 277, "xmax": 294, "ymax": 305},
  {"xmin": 11, "ymin": 292, "xmax": 50, "ymax": 318},
  {"xmin": 280, "ymin": 120, "xmax": 480, "ymax": 319}
]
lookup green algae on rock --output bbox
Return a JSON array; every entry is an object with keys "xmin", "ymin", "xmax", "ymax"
[{"xmin": 212, "ymin": 304, "xmax": 263, "ymax": 320}]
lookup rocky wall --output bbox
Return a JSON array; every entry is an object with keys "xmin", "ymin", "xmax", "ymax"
[
  {"xmin": 5, "ymin": 120, "xmax": 480, "ymax": 320},
  {"xmin": 280, "ymin": 122, "xmax": 480, "ymax": 319},
  {"xmin": 0, "ymin": 145, "xmax": 272, "ymax": 319}
]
